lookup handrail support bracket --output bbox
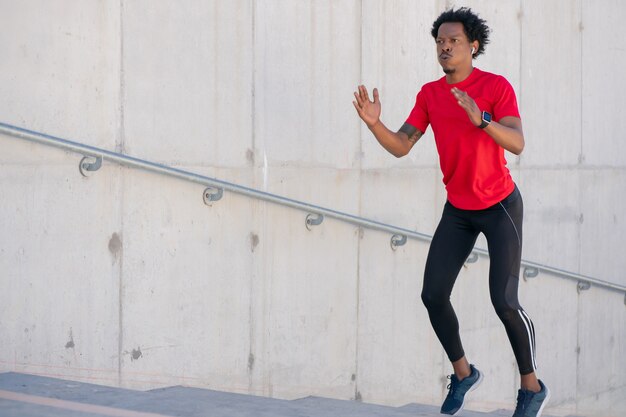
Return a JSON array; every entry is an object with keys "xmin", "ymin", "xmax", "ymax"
[
  {"xmin": 203, "ymin": 187, "xmax": 223, "ymax": 206},
  {"xmin": 390, "ymin": 234, "xmax": 407, "ymax": 251},
  {"xmin": 79, "ymin": 155, "xmax": 102, "ymax": 177},
  {"xmin": 523, "ymin": 267, "xmax": 539, "ymax": 281},
  {"xmin": 465, "ymin": 252, "xmax": 479, "ymax": 264},
  {"xmin": 306, "ymin": 213, "xmax": 324, "ymax": 230},
  {"xmin": 577, "ymin": 281, "xmax": 591, "ymax": 293}
]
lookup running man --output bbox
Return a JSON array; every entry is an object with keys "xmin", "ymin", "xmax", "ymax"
[{"xmin": 353, "ymin": 8, "xmax": 550, "ymax": 417}]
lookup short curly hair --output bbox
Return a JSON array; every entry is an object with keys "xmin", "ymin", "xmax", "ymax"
[{"xmin": 431, "ymin": 7, "xmax": 491, "ymax": 59}]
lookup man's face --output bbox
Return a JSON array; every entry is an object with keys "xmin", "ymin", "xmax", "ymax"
[{"xmin": 436, "ymin": 22, "xmax": 475, "ymax": 74}]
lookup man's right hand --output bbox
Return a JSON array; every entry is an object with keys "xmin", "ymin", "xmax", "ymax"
[
  {"xmin": 353, "ymin": 85, "xmax": 420, "ymax": 158},
  {"xmin": 353, "ymin": 85, "xmax": 381, "ymax": 128}
]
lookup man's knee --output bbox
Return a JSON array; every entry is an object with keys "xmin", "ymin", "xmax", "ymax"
[
  {"xmin": 421, "ymin": 290, "xmax": 448, "ymax": 311},
  {"xmin": 492, "ymin": 300, "xmax": 521, "ymax": 324}
]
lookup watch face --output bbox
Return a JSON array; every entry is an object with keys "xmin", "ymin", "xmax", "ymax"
[{"xmin": 483, "ymin": 111, "xmax": 492, "ymax": 123}]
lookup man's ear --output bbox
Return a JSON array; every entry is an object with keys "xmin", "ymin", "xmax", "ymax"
[{"xmin": 471, "ymin": 41, "xmax": 479, "ymax": 55}]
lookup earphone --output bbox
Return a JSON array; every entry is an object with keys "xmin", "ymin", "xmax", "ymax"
[{"xmin": 471, "ymin": 47, "xmax": 475, "ymax": 54}]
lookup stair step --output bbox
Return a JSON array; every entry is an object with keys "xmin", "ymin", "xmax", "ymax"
[{"xmin": 0, "ymin": 372, "xmax": 562, "ymax": 417}]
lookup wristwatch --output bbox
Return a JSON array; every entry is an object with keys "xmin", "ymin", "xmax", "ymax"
[{"xmin": 478, "ymin": 111, "xmax": 492, "ymax": 129}]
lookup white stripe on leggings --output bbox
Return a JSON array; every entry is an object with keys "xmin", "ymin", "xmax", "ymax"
[
  {"xmin": 499, "ymin": 202, "xmax": 521, "ymax": 247},
  {"xmin": 520, "ymin": 309, "xmax": 537, "ymax": 356},
  {"xmin": 518, "ymin": 309, "xmax": 537, "ymax": 371}
]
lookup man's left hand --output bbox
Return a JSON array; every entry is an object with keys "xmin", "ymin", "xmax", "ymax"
[{"xmin": 451, "ymin": 87, "xmax": 482, "ymax": 127}]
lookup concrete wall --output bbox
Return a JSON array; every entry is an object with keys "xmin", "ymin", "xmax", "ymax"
[{"xmin": 1, "ymin": 1, "xmax": 624, "ymax": 416}]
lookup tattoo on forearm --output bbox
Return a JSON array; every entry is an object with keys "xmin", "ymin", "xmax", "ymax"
[{"xmin": 399, "ymin": 123, "xmax": 422, "ymax": 144}]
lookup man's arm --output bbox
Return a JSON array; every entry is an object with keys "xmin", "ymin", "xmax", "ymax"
[
  {"xmin": 353, "ymin": 85, "xmax": 423, "ymax": 157},
  {"xmin": 368, "ymin": 121, "xmax": 423, "ymax": 158},
  {"xmin": 451, "ymin": 87, "xmax": 525, "ymax": 155},
  {"xmin": 482, "ymin": 116, "xmax": 524, "ymax": 155}
]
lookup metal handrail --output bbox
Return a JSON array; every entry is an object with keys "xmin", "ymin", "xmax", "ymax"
[{"xmin": 1, "ymin": 121, "xmax": 625, "ymax": 299}]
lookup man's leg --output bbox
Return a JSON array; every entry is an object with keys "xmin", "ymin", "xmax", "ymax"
[
  {"xmin": 422, "ymin": 203, "xmax": 479, "ymax": 370},
  {"xmin": 475, "ymin": 188, "xmax": 550, "ymax": 416},
  {"xmin": 481, "ymin": 189, "xmax": 545, "ymax": 393},
  {"xmin": 423, "ymin": 204, "xmax": 483, "ymax": 415}
]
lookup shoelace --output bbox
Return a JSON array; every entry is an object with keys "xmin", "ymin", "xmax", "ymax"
[{"xmin": 446, "ymin": 375, "xmax": 463, "ymax": 400}]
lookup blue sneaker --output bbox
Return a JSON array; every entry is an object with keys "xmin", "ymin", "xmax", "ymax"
[
  {"xmin": 440, "ymin": 364, "xmax": 483, "ymax": 415},
  {"xmin": 512, "ymin": 380, "xmax": 551, "ymax": 417}
]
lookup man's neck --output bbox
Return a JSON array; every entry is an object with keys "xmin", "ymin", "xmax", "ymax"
[{"xmin": 445, "ymin": 66, "xmax": 474, "ymax": 84}]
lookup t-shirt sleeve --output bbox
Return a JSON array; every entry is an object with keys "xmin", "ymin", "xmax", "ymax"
[
  {"xmin": 492, "ymin": 76, "xmax": 521, "ymax": 121},
  {"xmin": 405, "ymin": 89, "xmax": 429, "ymax": 133}
]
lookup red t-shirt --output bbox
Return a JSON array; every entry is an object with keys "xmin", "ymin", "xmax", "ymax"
[{"xmin": 405, "ymin": 68, "xmax": 520, "ymax": 210}]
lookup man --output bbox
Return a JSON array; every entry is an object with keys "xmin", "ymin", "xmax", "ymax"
[{"xmin": 353, "ymin": 8, "xmax": 550, "ymax": 417}]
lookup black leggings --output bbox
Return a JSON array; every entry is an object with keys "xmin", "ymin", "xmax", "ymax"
[{"xmin": 421, "ymin": 185, "xmax": 537, "ymax": 375}]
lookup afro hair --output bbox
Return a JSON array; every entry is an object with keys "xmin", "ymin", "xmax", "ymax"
[{"xmin": 431, "ymin": 7, "xmax": 491, "ymax": 58}]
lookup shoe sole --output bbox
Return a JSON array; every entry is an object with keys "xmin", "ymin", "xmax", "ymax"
[
  {"xmin": 451, "ymin": 371, "xmax": 483, "ymax": 416},
  {"xmin": 535, "ymin": 385, "xmax": 551, "ymax": 417}
]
